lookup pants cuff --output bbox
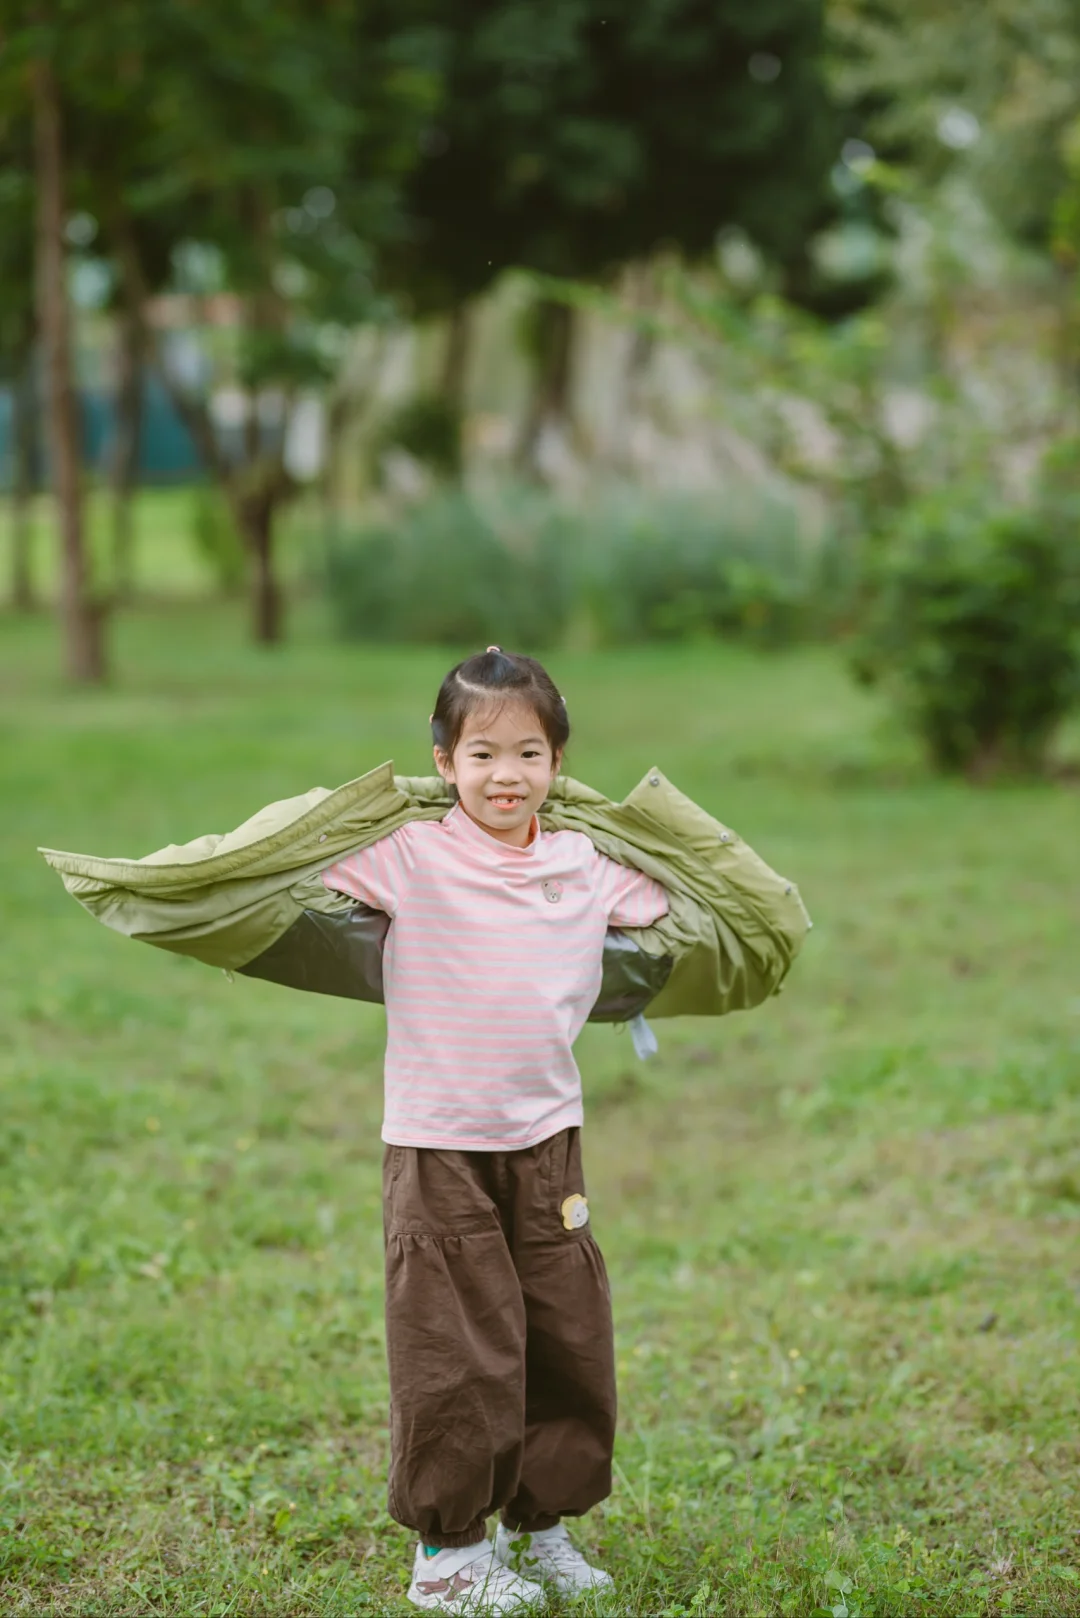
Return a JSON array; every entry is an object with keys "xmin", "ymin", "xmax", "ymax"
[
  {"xmin": 418, "ymin": 1520, "xmax": 489, "ymax": 1550},
  {"xmin": 500, "ymin": 1510, "xmax": 561, "ymax": 1533}
]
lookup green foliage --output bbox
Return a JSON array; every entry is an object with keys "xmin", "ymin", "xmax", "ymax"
[
  {"xmin": 188, "ymin": 485, "xmax": 247, "ymax": 594},
  {"xmin": 829, "ymin": 0, "xmax": 1080, "ymax": 249},
  {"xmin": 374, "ymin": 0, "xmax": 836, "ymax": 316},
  {"xmin": 325, "ymin": 488, "xmax": 831, "ymax": 651},
  {"xmin": 1038, "ymin": 429, "xmax": 1080, "ymax": 526},
  {"xmin": 238, "ymin": 330, "xmax": 335, "ymax": 394},
  {"xmin": 0, "ymin": 159, "xmax": 33, "ymax": 368},
  {"xmin": 858, "ymin": 490, "xmax": 1080, "ymax": 776},
  {"xmin": 374, "ymin": 392, "xmax": 463, "ymax": 480}
]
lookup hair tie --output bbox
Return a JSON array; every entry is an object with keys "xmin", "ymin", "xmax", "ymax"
[{"xmin": 486, "ymin": 645, "xmax": 501, "ymax": 653}]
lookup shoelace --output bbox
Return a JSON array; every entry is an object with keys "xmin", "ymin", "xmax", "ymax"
[
  {"xmin": 466, "ymin": 1549, "xmax": 530, "ymax": 1590},
  {"xmin": 530, "ymin": 1528, "xmax": 585, "ymax": 1572}
]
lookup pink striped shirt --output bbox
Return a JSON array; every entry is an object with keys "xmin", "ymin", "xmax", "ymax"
[{"xmin": 322, "ymin": 805, "xmax": 669, "ymax": 1150}]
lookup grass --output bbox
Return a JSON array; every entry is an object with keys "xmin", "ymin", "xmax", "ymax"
[{"xmin": 1, "ymin": 598, "xmax": 1079, "ymax": 1616}]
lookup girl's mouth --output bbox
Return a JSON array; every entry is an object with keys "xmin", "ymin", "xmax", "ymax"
[{"xmin": 488, "ymin": 795, "xmax": 525, "ymax": 811}]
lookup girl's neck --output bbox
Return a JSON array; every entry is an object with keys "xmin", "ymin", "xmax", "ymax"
[{"xmin": 459, "ymin": 803, "xmax": 537, "ymax": 849}]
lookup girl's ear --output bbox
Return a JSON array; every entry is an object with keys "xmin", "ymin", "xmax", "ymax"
[
  {"xmin": 551, "ymin": 748, "xmax": 564, "ymax": 778},
  {"xmin": 433, "ymin": 744, "xmax": 454, "ymax": 782}
]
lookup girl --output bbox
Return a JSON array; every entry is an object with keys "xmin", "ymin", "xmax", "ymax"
[{"xmin": 322, "ymin": 647, "xmax": 671, "ymax": 1614}]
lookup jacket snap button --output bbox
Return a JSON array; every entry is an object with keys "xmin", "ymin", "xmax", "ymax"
[
  {"xmin": 318, "ymin": 834, "xmax": 327, "ymax": 843},
  {"xmin": 720, "ymin": 832, "xmax": 730, "ymax": 843},
  {"xmin": 649, "ymin": 774, "xmax": 660, "ymax": 786}
]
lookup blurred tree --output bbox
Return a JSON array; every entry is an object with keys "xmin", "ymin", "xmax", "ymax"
[
  {"xmin": 365, "ymin": 0, "xmax": 837, "ymax": 462},
  {"xmin": 632, "ymin": 268, "xmax": 916, "ymax": 546},
  {"xmin": 0, "ymin": 157, "xmax": 37, "ymax": 612},
  {"xmin": 48, "ymin": 0, "xmax": 437, "ymax": 643},
  {"xmin": 0, "ymin": 6, "xmax": 108, "ymax": 676},
  {"xmin": 102, "ymin": 252, "xmax": 151, "ymax": 601},
  {"xmin": 1, "ymin": 0, "xmax": 438, "ymax": 648},
  {"xmin": 35, "ymin": 41, "xmax": 106, "ymax": 679},
  {"xmin": 830, "ymin": 0, "xmax": 1080, "ymax": 408},
  {"xmin": 98, "ymin": 2, "xmax": 371, "ymax": 642},
  {"xmin": 832, "ymin": 0, "xmax": 1080, "ymax": 421},
  {"xmin": 830, "ymin": 0, "xmax": 1080, "ymax": 251},
  {"xmin": 118, "ymin": 1, "xmax": 438, "ymax": 641},
  {"xmin": 0, "ymin": 1, "xmax": 175, "ymax": 672},
  {"xmin": 1052, "ymin": 115, "xmax": 1080, "ymax": 409}
]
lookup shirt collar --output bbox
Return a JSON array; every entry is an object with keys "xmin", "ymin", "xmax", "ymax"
[{"xmin": 444, "ymin": 801, "xmax": 541, "ymax": 857}]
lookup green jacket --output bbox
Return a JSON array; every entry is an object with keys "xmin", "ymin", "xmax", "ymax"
[{"xmin": 39, "ymin": 763, "xmax": 810, "ymax": 1023}]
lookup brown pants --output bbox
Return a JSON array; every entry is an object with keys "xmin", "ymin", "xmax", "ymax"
[{"xmin": 382, "ymin": 1126, "xmax": 617, "ymax": 1548}]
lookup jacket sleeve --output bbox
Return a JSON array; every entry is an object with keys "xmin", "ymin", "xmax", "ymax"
[
  {"xmin": 593, "ymin": 849, "xmax": 670, "ymax": 927},
  {"xmin": 322, "ymin": 824, "xmax": 416, "ymax": 916}
]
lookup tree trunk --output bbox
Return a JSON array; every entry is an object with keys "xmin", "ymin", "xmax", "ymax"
[
  {"xmin": 616, "ymin": 263, "xmax": 656, "ymax": 474},
  {"xmin": 320, "ymin": 391, "xmax": 349, "ymax": 560},
  {"xmin": 441, "ymin": 302, "xmax": 472, "ymax": 413},
  {"xmin": 118, "ymin": 194, "xmax": 289, "ymax": 646},
  {"xmin": 244, "ymin": 387, "xmax": 260, "ymax": 468},
  {"xmin": 33, "ymin": 57, "xmax": 106, "ymax": 682},
  {"xmin": 239, "ymin": 494, "xmax": 282, "ymax": 644},
  {"xmin": 10, "ymin": 345, "xmax": 36, "ymax": 610},
  {"xmin": 515, "ymin": 298, "xmax": 576, "ymax": 476},
  {"xmin": 109, "ymin": 303, "xmax": 142, "ymax": 598},
  {"xmin": 322, "ymin": 326, "xmax": 386, "ymax": 532}
]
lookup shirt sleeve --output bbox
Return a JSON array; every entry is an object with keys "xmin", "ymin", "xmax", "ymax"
[
  {"xmin": 321, "ymin": 824, "xmax": 416, "ymax": 916},
  {"xmin": 594, "ymin": 849, "xmax": 670, "ymax": 927}
]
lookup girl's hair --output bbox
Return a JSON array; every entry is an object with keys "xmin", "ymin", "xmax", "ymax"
[{"xmin": 431, "ymin": 647, "xmax": 570, "ymax": 761}]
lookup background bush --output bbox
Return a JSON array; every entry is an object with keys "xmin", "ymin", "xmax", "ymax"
[
  {"xmin": 857, "ymin": 489, "xmax": 1080, "ymax": 777},
  {"xmin": 325, "ymin": 486, "xmax": 832, "ymax": 651},
  {"xmin": 326, "ymin": 491, "xmax": 570, "ymax": 646},
  {"xmin": 573, "ymin": 492, "xmax": 825, "ymax": 648}
]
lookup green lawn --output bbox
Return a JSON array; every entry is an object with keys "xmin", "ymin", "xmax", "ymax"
[{"xmin": 1, "ymin": 603, "xmax": 1079, "ymax": 1616}]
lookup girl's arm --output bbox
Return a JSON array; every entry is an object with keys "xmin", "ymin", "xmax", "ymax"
[
  {"xmin": 322, "ymin": 824, "xmax": 416, "ymax": 915},
  {"xmin": 594, "ymin": 850, "xmax": 670, "ymax": 928}
]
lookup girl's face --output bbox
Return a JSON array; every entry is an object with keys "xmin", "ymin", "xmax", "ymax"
[{"xmin": 435, "ymin": 701, "xmax": 562, "ymax": 848}]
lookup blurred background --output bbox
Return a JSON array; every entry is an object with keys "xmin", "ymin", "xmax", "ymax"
[
  {"xmin": 2, "ymin": 0, "xmax": 1079, "ymax": 751},
  {"xmin": 2, "ymin": 4, "xmax": 1080, "ymax": 1616}
]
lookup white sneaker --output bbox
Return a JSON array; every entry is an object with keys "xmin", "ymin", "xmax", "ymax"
[
  {"xmin": 407, "ymin": 1539, "xmax": 546, "ymax": 1613},
  {"xmin": 495, "ymin": 1522, "xmax": 614, "ymax": 1595}
]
